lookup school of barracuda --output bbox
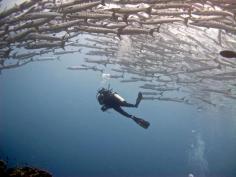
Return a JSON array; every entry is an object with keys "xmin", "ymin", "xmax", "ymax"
[{"xmin": 0, "ymin": 0, "xmax": 236, "ymax": 109}]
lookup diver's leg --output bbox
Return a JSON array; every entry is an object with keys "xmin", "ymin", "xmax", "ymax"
[
  {"xmin": 135, "ymin": 92, "xmax": 143, "ymax": 107},
  {"xmin": 120, "ymin": 92, "xmax": 143, "ymax": 108},
  {"xmin": 120, "ymin": 101, "xmax": 136, "ymax": 108},
  {"xmin": 113, "ymin": 106, "xmax": 150, "ymax": 129},
  {"xmin": 113, "ymin": 106, "xmax": 133, "ymax": 118}
]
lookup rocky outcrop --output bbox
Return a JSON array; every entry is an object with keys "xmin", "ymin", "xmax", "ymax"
[{"xmin": 0, "ymin": 160, "xmax": 52, "ymax": 177}]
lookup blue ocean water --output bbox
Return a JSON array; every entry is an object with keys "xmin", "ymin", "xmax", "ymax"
[
  {"xmin": 1, "ymin": 50, "xmax": 236, "ymax": 177},
  {"xmin": 1, "ymin": 0, "xmax": 236, "ymax": 176}
]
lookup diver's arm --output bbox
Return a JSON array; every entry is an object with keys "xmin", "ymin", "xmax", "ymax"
[{"xmin": 101, "ymin": 105, "xmax": 110, "ymax": 112}]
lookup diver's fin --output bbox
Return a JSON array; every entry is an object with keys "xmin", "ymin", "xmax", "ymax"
[
  {"xmin": 135, "ymin": 92, "xmax": 143, "ymax": 107},
  {"xmin": 132, "ymin": 117, "xmax": 150, "ymax": 129},
  {"xmin": 220, "ymin": 50, "xmax": 236, "ymax": 58}
]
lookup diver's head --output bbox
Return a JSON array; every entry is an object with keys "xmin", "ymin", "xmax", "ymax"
[
  {"xmin": 98, "ymin": 88, "xmax": 106, "ymax": 94},
  {"xmin": 97, "ymin": 88, "xmax": 107, "ymax": 105}
]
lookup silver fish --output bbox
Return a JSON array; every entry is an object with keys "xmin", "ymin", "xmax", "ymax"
[
  {"xmin": 23, "ymin": 33, "xmax": 66, "ymax": 42},
  {"xmin": 152, "ymin": 3, "xmax": 191, "ymax": 10},
  {"xmin": 186, "ymin": 64, "xmax": 221, "ymax": 73},
  {"xmin": 12, "ymin": 51, "xmax": 40, "ymax": 59},
  {"xmin": 107, "ymin": 6, "xmax": 152, "ymax": 14},
  {"xmin": 54, "ymin": 50, "xmax": 80, "ymax": 55},
  {"xmin": 61, "ymin": 0, "xmax": 105, "ymax": 14},
  {"xmin": 140, "ymin": 18, "xmax": 183, "ymax": 25},
  {"xmin": 195, "ymin": 97, "xmax": 216, "ymax": 107},
  {"xmin": 201, "ymin": 88, "xmax": 231, "ymax": 95},
  {"xmin": 38, "ymin": 19, "xmax": 84, "ymax": 32},
  {"xmin": 13, "ymin": 18, "xmax": 51, "ymax": 31},
  {"xmin": 151, "ymin": 10, "xmax": 189, "ymax": 16},
  {"xmin": 191, "ymin": 10, "xmax": 234, "ymax": 18},
  {"xmin": 118, "ymin": 27, "xmax": 155, "ymax": 36},
  {"xmin": 68, "ymin": 11, "xmax": 115, "ymax": 20},
  {"xmin": 130, "ymin": 77, "xmax": 152, "ymax": 82},
  {"xmin": 75, "ymin": 26, "xmax": 118, "ymax": 34},
  {"xmin": 55, "ymin": 0, "xmax": 84, "ymax": 9},
  {"xmin": 67, "ymin": 66, "xmax": 90, "ymax": 70},
  {"xmin": 25, "ymin": 41, "xmax": 65, "ymax": 49},
  {"xmin": 214, "ymin": 58, "xmax": 236, "ymax": 68},
  {"xmin": 190, "ymin": 21, "xmax": 236, "ymax": 33},
  {"xmin": 21, "ymin": 12, "xmax": 62, "ymax": 20},
  {"xmin": 120, "ymin": 79, "xmax": 140, "ymax": 83}
]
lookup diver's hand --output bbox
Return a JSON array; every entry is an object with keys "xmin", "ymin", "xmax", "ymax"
[{"xmin": 101, "ymin": 105, "xmax": 108, "ymax": 112}]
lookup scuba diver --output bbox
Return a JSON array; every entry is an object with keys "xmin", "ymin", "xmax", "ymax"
[{"xmin": 97, "ymin": 87, "xmax": 150, "ymax": 129}]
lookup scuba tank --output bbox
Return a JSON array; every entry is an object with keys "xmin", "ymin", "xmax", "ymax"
[
  {"xmin": 114, "ymin": 93, "xmax": 125, "ymax": 102},
  {"xmin": 97, "ymin": 87, "xmax": 125, "ymax": 104}
]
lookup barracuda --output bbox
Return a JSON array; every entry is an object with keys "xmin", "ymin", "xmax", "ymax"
[
  {"xmin": 186, "ymin": 64, "xmax": 221, "ymax": 73},
  {"xmin": 21, "ymin": 12, "xmax": 62, "ymax": 20},
  {"xmin": 118, "ymin": 27, "xmax": 155, "ymax": 36},
  {"xmin": 214, "ymin": 58, "xmax": 236, "ymax": 68},
  {"xmin": 85, "ymin": 58, "xmax": 112, "ymax": 65},
  {"xmin": 69, "ymin": 43, "xmax": 104, "ymax": 50},
  {"xmin": 214, "ymin": 71, "xmax": 236, "ymax": 77},
  {"xmin": 130, "ymin": 77, "xmax": 152, "ymax": 82},
  {"xmin": 151, "ymin": 10, "xmax": 189, "ymax": 16},
  {"xmin": 25, "ymin": 41, "xmax": 65, "ymax": 49},
  {"xmin": 108, "ymin": 6, "xmax": 152, "ymax": 14},
  {"xmin": 13, "ymin": 18, "xmax": 50, "ymax": 31},
  {"xmin": 190, "ymin": 21, "xmax": 236, "ymax": 33},
  {"xmin": 67, "ymin": 66, "xmax": 89, "ymax": 70},
  {"xmin": 152, "ymin": 3, "xmax": 191, "ymax": 10},
  {"xmin": 61, "ymin": 0, "xmax": 105, "ymax": 14},
  {"xmin": 24, "ymin": 33, "xmax": 66, "ymax": 42},
  {"xmin": 55, "ymin": 0, "xmax": 84, "ymax": 9},
  {"xmin": 190, "ymin": 16, "xmax": 225, "ymax": 22},
  {"xmin": 192, "ymin": 10, "xmax": 234, "ymax": 18},
  {"xmin": 221, "ymin": 59, "xmax": 236, "ymax": 66},
  {"xmin": 12, "ymin": 51, "xmax": 40, "ymax": 59},
  {"xmin": 75, "ymin": 26, "xmax": 118, "ymax": 34},
  {"xmin": 198, "ymin": 75, "xmax": 236, "ymax": 81},
  {"xmin": 195, "ymin": 97, "xmax": 216, "ymax": 107},
  {"xmin": 103, "ymin": 23, "xmax": 127, "ymax": 29},
  {"xmin": 143, "ymin": 83, "xmax": 167, "ymax": 88},
  {"xmin": 54, "ymin": 50, "xmax": 80, "ymax": 55},
  {"xmin": 109, "ymin": 73, "xmax": 124, "ymax": 78},
  {"xmin": 38, "ymin": 19, "xmax": 84, "ymax": 32},
  {"xmin": 113, "ymin": 0, "xmax": 175, "ymax": 4},
  {"xmin": 201, "ymin": 88, "xmax": 232, "ymax": 95},
  {"xmin": 68, "ymin": 12, "xmax": 115, "ymax": 20},
  {"xmin": 139, "ymin": 17, "xmax": 183, "ymax": 25}
]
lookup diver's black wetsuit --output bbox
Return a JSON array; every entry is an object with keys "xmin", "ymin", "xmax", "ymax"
[
  {"xmin": 98, "ymin": 89, "xmax": 141, "ymax": 119},
  {"xmin": 97, "ymin": 88, "xmax": 149, "ymax": 129}
]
